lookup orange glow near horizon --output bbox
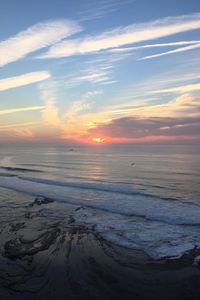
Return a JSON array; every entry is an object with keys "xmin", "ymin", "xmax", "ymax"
[{"xmin": 92, "ymin": 137, "xmax": 106, "ymax": 143}]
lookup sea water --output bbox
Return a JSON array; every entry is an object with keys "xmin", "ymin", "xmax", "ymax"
[{"xmin": 0, "ymin": 143, "xmax": 199, "ymax": 259}]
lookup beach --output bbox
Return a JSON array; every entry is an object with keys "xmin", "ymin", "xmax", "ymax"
[
  {"xmin": 0, "ymin": 144, "xmax": 200, "ymax": 299},
  {"xmin": 0, "ymin": 188, "xmax": 200, "ymax": 300}
]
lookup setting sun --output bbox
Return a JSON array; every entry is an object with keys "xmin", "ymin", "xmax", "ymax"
[
  {"xmin": 92, "ymin": 137, "xmax": 105, "ymax": 143},
  {"xmin": 1, "ymin": 0, "xmax": 200, "ymax": 298}
]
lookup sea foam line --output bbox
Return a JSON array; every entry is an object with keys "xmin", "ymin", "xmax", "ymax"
[{"xmin": 0, "ymin": 175, "xmax": 200, "ymax": 226}]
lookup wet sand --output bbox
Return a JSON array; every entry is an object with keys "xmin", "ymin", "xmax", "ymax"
[{"xmin": 0, "ymin": 187, "xmax": 200, "ymax": 300}]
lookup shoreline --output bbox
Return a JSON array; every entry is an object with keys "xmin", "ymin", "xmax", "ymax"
[{"xmin": 0, "ymin": 189, "xmax": 200, "ymax": 299}]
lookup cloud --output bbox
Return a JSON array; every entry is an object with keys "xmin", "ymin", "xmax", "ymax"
[
  {"xmin": 140, "ymin": 42, "xmax": 200, "ymax": 60},
  {"xmin": 62, "ymin": 61, "xmax": 115, "ymax": 89},
  {"xmin": 40, "ymin": 13, "xmax": 200, "ymax": 59},
  {"xmin": 0, "ymin": 71, "xmax": 50, "ymax": 91},
  {"xmin": 120, "ymin": 65, "xmax": 200, "ymax": 101},
  {"xmin": 74, "ymin": 71, "xmax": 109, "ymax": 83},
  {"xmin": 67, "ymin": 69, "xmax": 111, "ymax": 86},
  {"xmin": 39, "ymin": 80, "xmax": 61, "ymax": 127},
  {"xmin": 65, "ymin": 90, "xmax": 102, "ymax": 117},
  {"xmin": 0, "ymin": 106, "xmax": 44, "ymax": 116},
  {"xmin": 151, "ymin": 82, "xmax": 200, "ymax": 95},
  {"xmin": 90, "ymin": 115, "xmax": 200, "ymax": 138},
  {"xmin": 109, "ymin": 40, "xmax": 200, "ymax": 53},
  {"xmin": 0, "ymin": 20, "xmax": 82, "ymax": 67},
  {"xmin": 77, "ymin": 0, "xmax": 135, "ymax": 21},
  {"xmin": 124, "ymin": 94, "xmax": 200, "ymax": 118},
  {"xmin": 39, "ymin": 79, "xmax": 103, "ymax": 140},
  {"xmin": 14, "ymin": 128, "xmax": 34, "ymax": 138},
  {"xmin": 0, "ymin": 121, "xmax": 40, "ymax": 131},
  {"xmin": 88, "ymin": 94, "xmax": 200, "ymax": 142}
]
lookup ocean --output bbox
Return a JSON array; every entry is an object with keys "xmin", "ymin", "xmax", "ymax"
[{"xmin": 0, "ymin": 144, "xmax": 200, "ymax": 260}]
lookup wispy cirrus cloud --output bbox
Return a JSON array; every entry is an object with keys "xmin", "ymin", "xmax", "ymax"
[
  {"xmin": 120, "ymin": 64, "xmax": 200, "ymax": 101},
  {"xmin": 77, "ymin": 0, "xmax": 135, "ymax": 21},
  {"xmin": 108, "ymin": 40, "xmax": 200, "ymax": 53},
  {"xmin": 140, "ymin": 42, "xmax": 200, "ymax": 60},
  {"xmin": 129, "ymin": 94, "xmax": 200, "ymax": 118},
  {"xmin": 0, "ymin": 19, "xmax": 82, "ymax": 67},
  {"xmin": 151, "ymin": 82, "xmax": 200, "ymax": 95},
  {"xmin": 66, "ymin": 69, "xmax": 112, "ymax": 87},
  {"xmin": 74, "ymin": 70, "xmax": 110, "ymax": 83},
  {"xmin": 39, "ymin": 13, "xmax": 200, "ymax": 59},
  {"xmin": 0, "ymin": 106, "xmax": 44, "ymax": 116},
  {"xmin": 0, "ymin": 121, "xmax": 40, "ymax": 131},
  {"xmin": 14, "ymin": 128, "xmax": 34, "ymax": 138},
  {"xmin": 0, "ymin": 71, "xmax": 50, "ymax": 91},
  {"xmin": 65, "ymin": 90, "xmax": 102, "ymax": 118}
]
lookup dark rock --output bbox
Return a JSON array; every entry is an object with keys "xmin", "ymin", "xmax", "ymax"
[
  {"xmin": 29, "ymin": 196, "xmax": 54, "ymax": 207},
  {"xmin": 68, "ymin": 215, "xmax": 75, "ymax": 224},
  {"xmin": 75, "ymin": 206, "xmax": 86, "ymax": 212},
  {"xmin": 4, "ymin": 228, "xmax": 60, "ymax": 259},
  {"xmin": 9, "ymin": 222, "xmax": 25, "ymax": 232},
  {"xmin": 24, "ymin": 212, "xmax": 32, "ymax": 219}
]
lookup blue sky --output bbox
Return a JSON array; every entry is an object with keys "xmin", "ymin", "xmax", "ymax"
[{"xmin": 0, "ymin": 0, "xmax": 200, "ymax": 143}]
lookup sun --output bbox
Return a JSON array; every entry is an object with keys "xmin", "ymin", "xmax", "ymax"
[{"xmin": 92, "ymin": 137, "xmax": 105, "ymax": 143}]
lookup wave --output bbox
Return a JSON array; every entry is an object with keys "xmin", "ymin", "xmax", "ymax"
[
  {"xmin": 0, "ymin": 174, "xmax": 200, "ymax": 260},
  {"xmin": 0, "ymin": 173, "xmax": 17, "ymax": 177},
  {"xmin": 0, "ymin": 166, "xmax": 43, "ymax": 173},
  {"xmin": 0, "ymin": 175, "xmax": 199, "ymax": 226},
  {"xmin": 18, "ymin": 176, "xmax": 200, "ymax": 206},
  {"xmin": 16, "ymin": 176, "xmax": 183, "ymax": 203}
]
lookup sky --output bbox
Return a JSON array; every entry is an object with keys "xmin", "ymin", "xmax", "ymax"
[{"xmin": 0, "ymin": 0, "xmax": 200, "ymax": 144}]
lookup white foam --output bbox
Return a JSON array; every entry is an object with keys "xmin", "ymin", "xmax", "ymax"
[
  {"xmin": 193, "ymin": 255, "xmax": 200, "ymax": 266},
  {"xmin": 0, "ymin": 175, "xmax": 199, "ymax": 225},
  {"xmin": 0, "ymin": 175, "xmax": 200, "ymax": 259}
]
